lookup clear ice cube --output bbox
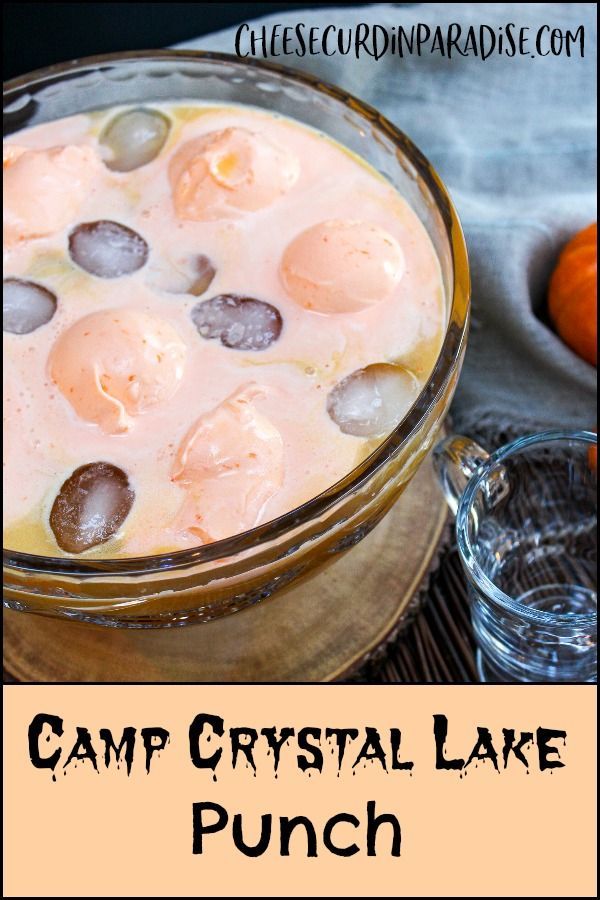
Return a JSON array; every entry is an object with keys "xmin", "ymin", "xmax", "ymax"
[
  {"xmin": 191, "ymin": 293, "xmax": 283, "ymax": 351},
  {"xmin": 188, "ymin": 255, "xmax": 217, "ymax": 297},
  {"xmin": 3, "ymin": 278, "xmax": 57, "ymax": 334},
  {"xmin": 147, "ymin": 254, "xmax": 216, "ymax": 297},
  {"xmin": 100, "ymin": 107, "xmax": 170, "ymax": 173},
  {"xmin": 326, "ymin": 363, "xmax": 420, "ymax": 437},
  {"xmin": 49, "ymin": 461, "xmax": 135, "ymax": 553},
  {"xmin": 68, "ymin": 220, "xmax": 149, "ymax": 278}
]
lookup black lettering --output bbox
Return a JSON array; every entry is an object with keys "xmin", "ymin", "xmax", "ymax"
[
  {"xmin": 308, "ymin": 26, "xmax": 321, "ymax": 56},
  {"xmin": 295, "ymin": 23, "xmax": 306, "ymax": 57},
  {"xmin": 282, "ymin": 26, "xmax": 294, "ymax": 56},
  {"xmin": 297, "ymin": 727, "xmax": 323, "ymax": 774},
  {"xmin": 233, "ymin": 813, "xmax": 271, "ymax": 857},
  {"xmin": 447, "ymin": 23, "xmax": 466, "ymax": 58},
  {"xmin": 280, "ymin": 816, "xmax": 317, "ymax": 857},
  {"xmin": 550, "ymin": 28, "xmax": 563, "ymax": 56},
  {"xmin": 430, "ymin": 26, "xmax": 446, "ymax": 57},
  {"xmin": 505, "ymin": 22, "xmax": 518, "ymax": 56},
  {"xmin": 480, "ymin": 25, "xmax": 496, "ymax": 60},
  {"xmin": 464, "ymin": 26, "xmax": 478, "ymax": 56},
  {"xmin": 502, "ymin": 729, "xmax": 533, "ymax": 769},
  {"xmin": 366, "ymin": 800, "xmax": 401, "ymax": 857},
  {"xmin": 390, "ymin": 728, "xmax": 414, "ymax": 770},
  {"xmin": 192, "ymin": 802, "xmax": 228, "ymax": 854},
  {"xmin": 352, "ymin": 727, "xmax": 388, "ymax": 771},
  {"xmin": 337, "ymin": 27, "xmax": 352, "ymax": 56},
  {"xmin": 234, "ymin": 24, "xmax": 249, "ymax": 58},
  {"xmin": 566, "ymin": 25, "xmax": 584, "ymax": 58},
  {"xmin": 326, "ymin": 728, "xmax": 359, "ymax": 770},
  {"xmin": 372, "ymin": 25, "xmax": 389, "ymax": 61},
  {"xmin": 63, "ymin": 727, "xmax": 98, "ymax": 773},
  {"xmin": 261, "ymin": 727, "xmax": 294, "ymax": 773},
  {"xmin": 230, "ymin": 727, "xmax": 258, "ymax": 773},
  {"xmin": 537, "ymin": 727, "xmax": 566, "ymax": 771},
  {"xmin": 323, "ymin": 813, "xmax": 360, "ymax": 857},
  {"xmin": 269, "ymin": 24, "xmax": 281, "ymax": 57},
  {"xmin": 355, "ymin": 23, "xmax": 370, "ymax": 58},
  {"xmin": 250, "ymin": 26, "xmax": 267, "ymax": 58},
  {"xmin": 465, "ymin": 727, "xmax": 499, "ymax": 772},
  {"xmin": 416, "ymin": 23, "xmax": 431, "ymax": 54},
  {"xmin": 536, "ymin": 24, "xmax": 550, "ymax": 56},
  {"xmin": 433, "ymin": 715, "xmax": 464, "ymax": 770},
  {"xmin": 28, "ymin": 713, "xmax": 63, "ymax": 771},
  {"xmin": 397, "ymin": 25, "xmax": 415, "ymax": 57},
  {"xmin": 99, "ymin": 727, "xmax": 136, "ymax": 775},
  {"xmin": 141, "ymin": 727, "xmax": 169, "ymax": 774},
  {"xmin": 189, "ymin": 714, "xmax": 223, "ymax": 771},
  {"xmin": 322, "ymin": 24, "xmax": 336, "ymax": 56}
]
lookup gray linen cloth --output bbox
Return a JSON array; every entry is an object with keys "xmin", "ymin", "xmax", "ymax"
[{"xmin": 176, "ymin": 2, "xmax": 597, "ymax": 439}]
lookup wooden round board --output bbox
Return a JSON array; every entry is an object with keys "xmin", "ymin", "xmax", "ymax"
[{"xmin": 3, "ymin": 452, "xmax": 448, "ymax": 683}]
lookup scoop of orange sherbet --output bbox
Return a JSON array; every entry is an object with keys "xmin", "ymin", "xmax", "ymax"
[
  {"xmin": 172, "ymin": 384, "xmax": 284, "ymax": 542},
  {"xmin": 169, "ymin": 127, "xmax": 299, "ymax": 220},
  {"xmin": 3, "ymin": 144, "xmax": 102, "ymax": 246},
  {"xmin": 280, "ymin": 219, "xmax": 404, "ymax": 314},
  {"xmin": 49, "ymin": 309, "xmax": 187, "ymax": 434}
]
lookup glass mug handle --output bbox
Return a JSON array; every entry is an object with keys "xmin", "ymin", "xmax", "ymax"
[{"xmin": 433, "ymin": 435, "xmax": 490, "ymax": 515}]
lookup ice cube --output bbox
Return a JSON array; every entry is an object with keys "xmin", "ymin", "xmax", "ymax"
[
  {"xmin": 3, "ymin": 278, "xmax": 57, "ymax": 334},
  {"xmin": 147, "ymin": 254, "xmax": 216, "ymax": 297},
  {"xmin": 49, "ymin": 461, "xmax": 135, "ymax": 553},
  {"xmin": 68, "ymin": 220, "xmax": 149, "ymax": 278},
  {"xmin": 191, "ymin": 293, "xmax": 283, "ymax": 351},
  {"xmin": 100, "ymin": 107, "xmax": 170, "ymax": 172},
  {"xmin": 188, "ymin": 255, "xmax": 217, "ymax": 297},
  {"xmin": 326, "ymin": 363, "xmax": 420, "ymax": 437}
]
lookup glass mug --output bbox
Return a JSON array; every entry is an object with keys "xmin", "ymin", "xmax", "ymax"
[
  {"xmin": 3, "ymin": 51, "xmax": 470, "ymax": 627},
  {"xmin": 434, "ymin": 430, "xmax": 597, "ymax": 683}
]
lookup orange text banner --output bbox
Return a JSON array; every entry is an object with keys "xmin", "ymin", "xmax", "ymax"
[{"xmin": 3, "ymin": 684, "xmax": 597, "ymax": 897}]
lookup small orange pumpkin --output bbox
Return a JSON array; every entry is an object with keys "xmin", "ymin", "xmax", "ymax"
[{"xmin": 548, "ymin": 222, "xmax": 597, "ymax": 366}]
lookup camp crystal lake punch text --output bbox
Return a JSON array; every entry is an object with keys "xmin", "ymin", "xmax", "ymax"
[
  {"xmin": 25, "ymin": 712, "xmax": 569, "ymax": 859},
  {"xmin": 28, "ymin": 712, "xmax": 567, "ymax": 777}
]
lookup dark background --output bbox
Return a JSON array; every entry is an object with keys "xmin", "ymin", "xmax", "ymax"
[{"xmin": 3, "ymin": 2, "xmax": 369, "ymax": 80}]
